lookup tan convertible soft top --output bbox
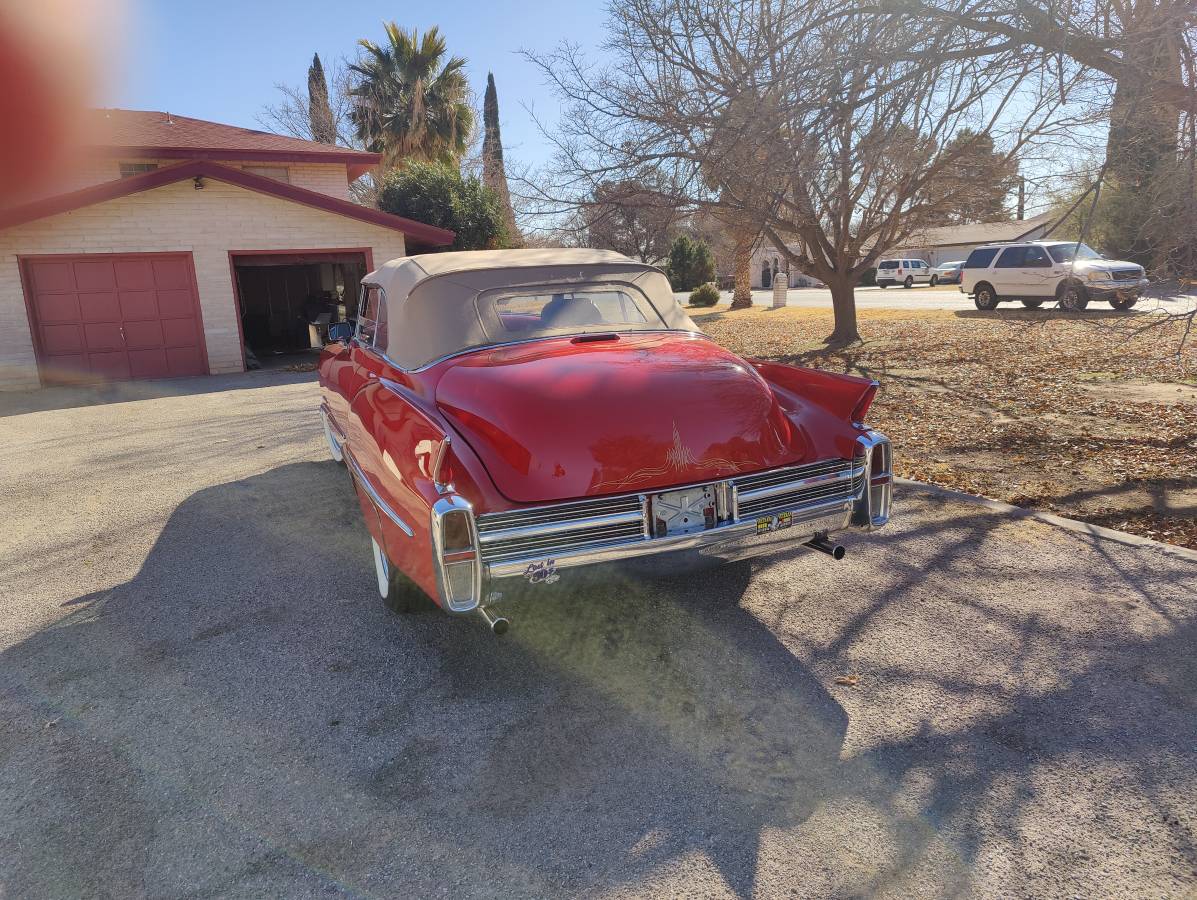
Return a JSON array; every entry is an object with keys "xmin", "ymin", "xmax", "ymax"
[{"xmin": 364, "ymin": 249, "xmax": 698, "ymax": 369}]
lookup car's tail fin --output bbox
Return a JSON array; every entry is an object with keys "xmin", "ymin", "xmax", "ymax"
[{"xmin": 750, "ymin": 360, "xmax": 879, "ymax": 424}]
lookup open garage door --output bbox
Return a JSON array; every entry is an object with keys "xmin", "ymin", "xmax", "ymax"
[
  {"xmin": 22, "ymin": 253, "xmax": 207, "ymax": 384},
  {"xmin": 231, "ymin": 250, "xmax": 367, "ymax": 369}
]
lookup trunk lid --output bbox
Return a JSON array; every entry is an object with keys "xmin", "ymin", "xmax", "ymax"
[{"xmin": 435, "ymin": 333, "xmax": 808, "ymax": 503}]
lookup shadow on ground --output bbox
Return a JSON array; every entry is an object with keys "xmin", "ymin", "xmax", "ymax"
[
  {"xmin": 1, "ymin": 464, "xmax": 1194, "ymax": 897},
  {"xmin": 0, "ymin": 462, "xmax": 847, "ymax": 898},
  {"xmin": 0, "ymin": 369, "xmax": 318, "ymax": 418}
]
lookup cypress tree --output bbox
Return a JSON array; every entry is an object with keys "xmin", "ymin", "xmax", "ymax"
[
  {"xmin": 481, "ymin": 72, "xmax": 520, "ymax": 246},
  {"xmin": 308, "ymin": 53, "xmax": 336, "ymax": 144}
]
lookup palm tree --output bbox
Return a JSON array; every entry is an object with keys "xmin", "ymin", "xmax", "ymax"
[{"xmin": 349, "ymin": 23, "xmax": 474, "ymax": 169}]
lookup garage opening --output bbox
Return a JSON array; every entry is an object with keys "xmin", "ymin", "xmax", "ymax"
[{"xmin": 231, "ymin": 251, "xmax": 367, "ymax": 370}]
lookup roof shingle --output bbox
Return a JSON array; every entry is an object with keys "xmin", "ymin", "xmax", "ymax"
[
  {"xmin": 86, "ymin": 109, "xmax": 380, "ymax": 180},
  {"xmin": 897, "ymin": 211, "xmax": 1055, "ymax": 249}
]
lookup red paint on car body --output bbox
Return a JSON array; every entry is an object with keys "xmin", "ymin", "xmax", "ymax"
[{"xmin": 319, "ymin": 326, "xmax": 879, "ymax": 607}]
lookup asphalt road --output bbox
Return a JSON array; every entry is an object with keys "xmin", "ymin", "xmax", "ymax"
[
  {"xmin": 2, "ymin": 373, "xmax": 1195, "ymax": 898},
  {"xmin": 674, "ymin": 285, "xmax": 1197, "ymax": 312}
]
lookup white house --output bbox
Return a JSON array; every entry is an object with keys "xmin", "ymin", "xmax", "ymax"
[
  {"xmin": 884, "ymin": 212, "xmax": 1054, "ymax": 268},
  {"xmin": 750, "ymin": 241, "xmax": 825, "ymax": 289}
]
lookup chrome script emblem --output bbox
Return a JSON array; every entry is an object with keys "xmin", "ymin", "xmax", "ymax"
[{"xmin": 523, "ymin": 559, "xmax": 560, "ymax": 585}]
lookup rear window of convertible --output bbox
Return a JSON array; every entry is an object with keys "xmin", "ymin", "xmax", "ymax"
[{"xmin": 476, "ymin": 287, "xmax": 668, "ymax": 342}]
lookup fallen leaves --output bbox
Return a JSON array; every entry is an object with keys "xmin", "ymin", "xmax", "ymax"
[{"xmin": 696, "ymin": 306, "xmax": 1197, "ymax": 549}]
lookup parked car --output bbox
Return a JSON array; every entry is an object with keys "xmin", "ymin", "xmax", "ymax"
[
  {"xmin": 931, "ymin": 260, "xmax": 965, "ymax": 285},
  {"xmin": 876, "ymin": 258, "xmax": 933, "ymax": 288},
  {"xmin": 318, "ymin": 249, "xmax": 893, "ymax": 633},
  {"xmin": 960, "ymin": 241, "xmax": 1148, "ymax": 311}
]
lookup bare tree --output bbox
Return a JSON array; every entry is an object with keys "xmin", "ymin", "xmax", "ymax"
[
  {"xmin": 583, "ymin": 179, "xmax": 680, "ymax": 262},
  {"xmin": 258, "ymin": 57, "xmax": 379, "ymax": 204},
  {"xmin": 528, "ymin": 0, "xmax": 1086, "ymax": 344},
  {"xmin": 868, "ymin": 0, "xmax": 1195, "ymax": 114},
  {"xmin": 258, "ymin": 56, "xmax": 360, "ymax": 148},
  {"xmin": 862, "ymin": 1, "xmax": 1196, "ymax": 269}
]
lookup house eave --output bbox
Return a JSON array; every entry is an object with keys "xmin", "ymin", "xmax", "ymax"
[{"xmin": 0, "ymin": 160, "xmax": 453, "ymax": 246}]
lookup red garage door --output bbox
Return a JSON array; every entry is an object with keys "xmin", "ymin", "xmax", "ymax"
[{"xmin": 22, "ymin": 253, "xmax": 208, "ymax": 383}]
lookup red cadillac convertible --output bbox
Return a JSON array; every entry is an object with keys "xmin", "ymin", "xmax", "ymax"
[{"xmin": 318, "ymin": 249, "xmax": 891, "ymax": 633}]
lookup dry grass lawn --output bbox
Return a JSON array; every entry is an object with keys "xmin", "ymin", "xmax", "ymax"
[{"xmin": 693, "ymin": 305, "xmax": 1197, "ymax": 549}]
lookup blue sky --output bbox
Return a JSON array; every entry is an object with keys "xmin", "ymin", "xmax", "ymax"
[{"xmin": 108, "ymin": 0, "xmax": 608, "ymax": 170}]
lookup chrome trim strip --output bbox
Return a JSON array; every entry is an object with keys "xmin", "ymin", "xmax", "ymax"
[
  {"xmin": 733, "ymin": 466, "xmax": 861, "ymax": 502},
  {"xmin": 431, "ymin": 434, "xmax": 454, "ymax": 495},
  {"xmin": 320, "ymin": 402, "xmax": 347, "ymax": 441},
  {"xmin": 476, "ymin": 494, "xmax": 644, "ymax": 526},
  {"xmin": 485, "ymin": 497, "xmax": 854, "ymax": 579},
  {"xmin": 477, "ymin": 510, "xmax": 645, "ymax": 545},
  {"xmin": 344, "ymin": 449, "xmax": 414, "ymax": 537},
  {"xmin": 852, "ymin": 430, "xmax": 892, "ymax": 529}
]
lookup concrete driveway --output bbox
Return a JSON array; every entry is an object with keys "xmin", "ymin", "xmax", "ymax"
[{"xmin": 1, "ymin": 373, "xmax": 1195, "ymax": 899}]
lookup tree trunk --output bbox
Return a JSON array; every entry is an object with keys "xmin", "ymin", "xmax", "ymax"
[
  {"xmin": 1103, "ymin": 16, "xmax": 1182, "ymax": 267},
  {"xmin": 824, "ymin": 276, "xmax": 860, "ymax": 346},
  {"xmin": 730, "ymin": 237, "xmax": 753, "ymax": 309}
]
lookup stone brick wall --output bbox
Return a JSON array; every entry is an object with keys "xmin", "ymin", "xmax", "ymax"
[{"xmin": 0, "ymin": 178, "xmax": 406, "ymax": 389}]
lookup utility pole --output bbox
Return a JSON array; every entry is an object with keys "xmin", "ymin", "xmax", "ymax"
[{"xmin": 1017, "ymin": 176, "xmax": 1026, "ymax": 221}]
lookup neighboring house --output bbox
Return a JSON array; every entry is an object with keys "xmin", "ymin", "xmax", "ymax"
[
  {"xmin": 749, "ymin": 241, "xmax": 825, "ymax": 289},
  {"xmin": 0, "ymin": 108, "xmax": 453, "ymax": 390},
  {"xmin": 885, "ymin": 212, "xmax": 1054, "ymax": 268}
]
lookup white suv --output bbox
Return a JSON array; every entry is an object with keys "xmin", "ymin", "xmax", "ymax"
[
  {"xmin": 960, "ymin": 241, "xmax": 1148, "ymax": 311},
  {"xmin": 876, "ymin": 258, "xmax": 933, "ymax": 288}
]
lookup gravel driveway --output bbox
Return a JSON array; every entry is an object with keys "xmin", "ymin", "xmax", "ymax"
[{"xmin": 1, "ymin": 372, "xmax": 1195, "ymax": 899}]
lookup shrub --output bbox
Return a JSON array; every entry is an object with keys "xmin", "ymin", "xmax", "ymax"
[
  {"xmin": 689, "ymin": 283, "xmax": 721, "ymax": 307},
  {"xmin": 378, "ymin": 161, "xmax": 507, "ymax": 251},
  {"xmin": 858, "ymin": 267, "xmax": 877, "ymax": 287},
  {"xmin": 666, "ymin": 235, "xmax": 717, "ymax": 290}
]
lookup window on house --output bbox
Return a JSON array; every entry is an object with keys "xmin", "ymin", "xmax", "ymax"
[
  {"xmin": 243, "ymin": 166, "xmax": 290, "ymax": 183},
  {"xmin": 119, "ymin": 162, "xmax": 159, "ymax": 178}
]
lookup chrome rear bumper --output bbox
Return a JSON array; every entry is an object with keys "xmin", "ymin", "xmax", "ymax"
[
  {"xmin": 472, "ymin": 431, "xmax": 892, "ymax": 606},
  {"xmin": 486, "ymin": 492, "xmax": 855, "ymax": 581}
]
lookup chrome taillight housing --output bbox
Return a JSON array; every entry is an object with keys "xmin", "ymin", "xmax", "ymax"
[
  {"xmin": 431, "ymin": 496, "xmax": 482, "ymax": 612},
  {"xmin": 852, "ymin": 431, "xmax": 892, "ymax": 529}
]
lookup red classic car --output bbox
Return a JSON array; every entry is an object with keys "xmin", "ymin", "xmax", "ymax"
[{"xmin": 319, "ymin": 249, "xmax": 892, "ymax": 633}]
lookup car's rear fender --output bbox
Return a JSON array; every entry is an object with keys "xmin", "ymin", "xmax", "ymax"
[
  {"xmin": 348, "ymin": 377, "xmax": 505, "ymax": 609},
  {"xmin": 749, "ymin": 361, "xmax": 880, "ymax": 455},
  {"xmin": 750, "ymin": 361, "xmax": 878, "ymax": 421}
]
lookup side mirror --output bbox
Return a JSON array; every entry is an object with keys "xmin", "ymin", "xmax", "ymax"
[{"xmin": 327, "ymin": 321, "xmax": 354, "ymax": 344}]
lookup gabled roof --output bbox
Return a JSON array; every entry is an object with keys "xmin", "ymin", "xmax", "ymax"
[
  {"xmin": 89, "ymin": 108, "xmax": 381, "ymax": 180},
  {"xmin": 0, "ymin": 160, "xmax": 454, "ymax": 247},
  {"xmin": 897, "ymin": 211, "xmax": 1055, "ymax": 249}
]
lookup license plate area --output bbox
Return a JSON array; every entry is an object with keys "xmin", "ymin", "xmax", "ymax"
[{"xmin": 651, "ymin": 484, "xmax": 719, "ymax": 537}]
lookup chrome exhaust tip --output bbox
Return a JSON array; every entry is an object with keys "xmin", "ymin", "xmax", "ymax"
[
  {"xmin": 477, "ymin": 606, "xmax": 510, "ymax": 635},
  {"xmin": 805, "ymin": 536, "xmax": 846, "ymax": 560}
]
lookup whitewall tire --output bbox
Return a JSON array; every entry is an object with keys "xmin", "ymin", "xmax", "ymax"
[
  {"xmin": 322, "ymin": 408, "xmax": 344, "ymax": 464},
  {"xmin": 370, "ymin": 537, "xmax": 429, "ymax": 614},
  {"xmin": 372, "ymin": 537, "xmax": 392, "ymax": 597}
]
